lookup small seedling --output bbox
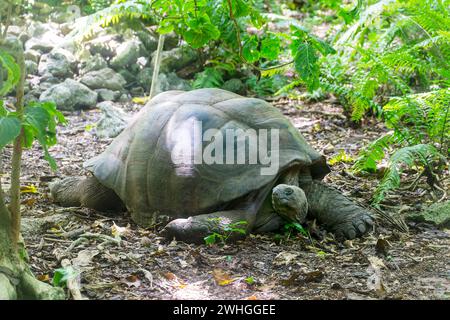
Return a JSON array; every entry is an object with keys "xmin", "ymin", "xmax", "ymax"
[
  {"xmin": 52, "ymin": 267, "xmax": 79, "ymax": 288},
  {"xmin": 284, "ymin": 222, "xmax": 309, "ymax": 238},
  {"xmin": 245, "ymin": 276, "xmax": 255, "ymax": 285},
  {"xmin": 204, "ymin": 218, "xmax": 248, "ymax": 246}
]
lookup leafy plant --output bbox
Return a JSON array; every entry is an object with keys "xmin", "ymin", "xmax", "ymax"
[
  {"xmin": 319, "ymin": 0, "xmax": 450, "ymax": 121},
  {"xmin": 52, "ymin": 267, "xmax": 79, "ymax": 288},
  {"xmin": 193, "ymin": 67, "xmax": 224, "ymax": 89},
  {"xmin": 283, "ymin": 222, "xmax": 309, "ymax": 239},
  {"xmin": 0, "ymin": 10, "xmax": 65, "ymax": 297},
  {"xmin": 354, "ymin": 89, "xmax": 449, "ymax": 204},
  {"xmin": 75, "ymin": 0, "xmax": 335, "ymax": 97},
  {"xmin": 203, "ymin": 218, "xmax": 248, "ymax": 245}
]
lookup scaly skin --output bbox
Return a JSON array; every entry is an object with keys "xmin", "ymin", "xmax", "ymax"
[
  {"xmin": 300, "ymin": 181, "xmax": 374, "ymax": 239},
  {"xmin": 50, "ymin": 176, "xmax": 124, "ymax": 211}
]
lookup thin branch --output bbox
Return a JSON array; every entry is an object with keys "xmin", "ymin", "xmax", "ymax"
[{"xmin": 149, "ymin": 33, "xmax": 165, "ymax": 98}]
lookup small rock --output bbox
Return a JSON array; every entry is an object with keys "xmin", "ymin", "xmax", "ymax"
[
  {"xmin": 155, "ymin": 72, "xmax": 191, "ymax": 94},
  {"xmin": 155, "ymin": 46, "xmax": 198, "ymax": 73},
  {"xmin": 85, "ymin": 34, "xmax": 121, "ymax": 58},
  {"xmin": 118, "ymin": 93, "xmax": 131, "ymax": 103},
  {"xmin": 130, "ymin": 86, "xmax": 145, "ymax": 96},
  {"xmin": 407, "ymin": 200, "xmax": 450, "ymax": 228},
  {"xmin": 222, "ymin": 78, "xmax": 245, "ymax": 94},
  {"xmin": 25, "ymin": 32, "xmax": 64, "ymax": 53},
  {"xmin": 40, "ymin": 79, "xmax": 98, "ymax": 111},
  {"xmin": 38, "ymin": 52, "xmax": 73, "ymax": 78},
  {"xmin": 95, "ymin": 101, "xmax": 130, "ymax": 138},
  {"xmin": 80, "ymin": 68, "xmax": 127, "ymax": 91},
  {"xmin": 96, "ymin": 89, "xmax": 120, "ymax": 102},
  {"xmin": 110, "ymin": 38, "xmax": 146, "ymax": 69},
  {"xmin": 24, "ymin": 49, "xmax": 41, "ymax": 63},
  {"xmin": 80, "ymin": 54, "xmax": 108, "ymax": 75}
]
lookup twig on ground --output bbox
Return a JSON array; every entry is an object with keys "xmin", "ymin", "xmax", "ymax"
[
  {"xmin": 371, "ymin": 206, "xmax": 409, "ymax": 233},
  {"xmin": 65, "ymin": 232, "xmax": 121, "ymax": 252},
  {"xmin": 61, "ymin": 259, "xmax": 86, "ymax": 300}
]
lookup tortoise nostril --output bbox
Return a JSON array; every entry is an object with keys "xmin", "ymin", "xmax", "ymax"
[{"xmin": 285, "ymin": 188, "xmax": 293, "ymax": 196}]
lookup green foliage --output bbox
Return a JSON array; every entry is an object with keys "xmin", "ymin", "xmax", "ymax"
[
  {"xmin": 290, "ymin": 25, "xmax": 336, "ymax": 91},
  {"xmin": 79, "ymin": 0, "xmax": 334, "ymax": 96},
  {"xmin": 22, "ymin": 102, "xmax": 67, "ymax": 170},
  {"xmin": 0, "ymin": 50, "xmax": 20, "ymax": 96},
  {"xmin": 373, "ymin": 144, "xmax": 444, "ymax": 203},
  {"xmin": 0, "ymin": 108, "xmax": 21, "ymax": 150},
  {"xmin": 283, "ymin": 222, "xmax": 309, "ymax": 238},
  {"xmin": 0, "ymin": 50, "xmax": 66, "ymax": 170},
  {"xmin": 193, "ymin": 67, "xmax": 224, "ymax": 89},
  {"xmin": 354, "ymin": 89, "xmax": 449, "ymax": 203},
  {"xmin": 321, "ymin": 0, "xmax": 450, "ymax": 121},
  {"xmin": 204, "ymin": 218, "xmax": 248, "ymax": 245},
  {"xmin": 52, "ymin": 267, "xmax": 79, "ymax": 288}
]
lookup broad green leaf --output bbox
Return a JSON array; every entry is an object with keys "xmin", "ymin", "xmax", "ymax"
[
  {"xmin": 52, "ymin": 267, "xmax": 79, "ymax": 287},
  {"xmin": 228, "ymin": 0, "xmax": 250, "ymax": 18},
  {"xmin": 157, "ymin": 19, "xmax": 175, "ymax": 34},
  {"xmin": 0, "ymin": 115, "xmax": 21, "ymax": 149},
  {"xmin": 243, "ymin": 36, "xmax": 260, "ymax": 63},
  {"xmin": 309, "ymin": 36, "xmax": 336, "ymax": 55},
  {"xmin": 260, "ymin": 35, "xmax": 281, "ymax": 60},
  {"xmin": 292, "ymin": 42, "xmax": 320, "ymax": 91},
  {"xmin": 193, "ymin": 68, "xmax": 224, "ymax": 89},
  {"xmin": 0, "ymin": 100, "xmax": 5, "ymax": 116},
  {"xmin": 184, "ymin": 13, "xmax": 220, "ymax": 48},
  {"xmin": 204, "ymin": 234, "xmax": 219, "ymax": 245},
  {"xmin": 0, "ymin": 50, "xmax": 20, "ymax": 96},
  {"xmin": 245, "ymin": 276, "xmax": 255, "ymax": 285}
]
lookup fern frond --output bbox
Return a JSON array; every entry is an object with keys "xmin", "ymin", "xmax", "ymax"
[
  {"xmin": 373, "ymin": 144, "xmax": 443, "ymax": 203},
  {"xmin": 353, "ymin": 132, "xmax": 397, "ymax": 172},
  {"xmin": 275, "ymin": 79, "xmax": 304, "ymax": 96},
  {"xmin": 193, "ymin": 68, "xmax": 224, "ymax": 89}
]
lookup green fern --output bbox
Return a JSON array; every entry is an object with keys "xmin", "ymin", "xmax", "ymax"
[
  {"xmin": 353, "ymin": 132, "xmax": 397, "ymax": 172},
  {"xmin": 373, "ymin": 144, "xmax": 444, "ymax": 204},
  {"xmin": 355, "ymin": 88, "xmax": 449, "ymax": 203},
  {"xmin": 193, "ymin": 68, "xmax": 224, "ymax": 89}
]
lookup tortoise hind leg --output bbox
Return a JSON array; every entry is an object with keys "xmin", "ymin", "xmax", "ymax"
[
  {"xmin": 50, "ymin": 176, "xmax": 125, "ymax": 212},
  {"xmin": 301, "ymin": 181, "xmax": 374, "ymax": 239},
  {"xmin": 160, "ymin": 210, "xmax": 256, "ymax": 244}
]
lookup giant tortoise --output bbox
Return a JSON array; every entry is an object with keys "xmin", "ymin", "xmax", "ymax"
[{"xmin": 50, "ymin": 88, "xmax": 373, "ymax": 243}]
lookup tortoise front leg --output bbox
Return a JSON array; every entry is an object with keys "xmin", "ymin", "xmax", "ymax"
[
  {"xmin": 301, "ymin": 181, "xmax": 374, "ymax": 239},
  {"xmin": 160, "ymin": 210, "xmax": 256, "ymax": 244}
]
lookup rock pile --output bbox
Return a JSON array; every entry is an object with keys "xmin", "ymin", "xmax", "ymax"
[{"xmin": 11, "ymin": 12, "xmax": 197, "ymax": 112}]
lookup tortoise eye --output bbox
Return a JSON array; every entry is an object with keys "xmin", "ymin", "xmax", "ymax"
[{"xmin": 285, "ymin": 188, "xmax": 293, "ymax": 195}]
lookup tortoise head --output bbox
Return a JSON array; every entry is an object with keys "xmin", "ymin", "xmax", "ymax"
[{"xmin": 271, "ymin": 184, "xmax": 308, "ymax": 224}]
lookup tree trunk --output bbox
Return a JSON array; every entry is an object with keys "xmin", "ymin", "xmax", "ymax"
[{"xmin": 0, "ymin": 198, "xmax": 64, "ymax": 299}]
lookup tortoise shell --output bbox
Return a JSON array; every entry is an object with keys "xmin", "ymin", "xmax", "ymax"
[{"xmin": 84, "ymin": 89, "xmax": 329, "ymax": 225}]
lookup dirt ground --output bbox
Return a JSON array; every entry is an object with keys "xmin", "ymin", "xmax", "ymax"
[{"xmin": 2, "ymin": 97, "xmax": 449, "ymax": 300}]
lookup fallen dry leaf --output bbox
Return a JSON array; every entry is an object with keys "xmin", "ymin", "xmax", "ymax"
[
  {"xmin": 72, "ymin": 249, "xmax": 99, "ymax": 267},
  {"xmin": 124, "ymin": 274, "xmax": 141, "ymax": 288},
  {"xmin": 273, "ymin": 251, "xmax": 299, "ymax": 266},
  {"xmin": 212, "ymin": 269, "xmax": 237, "ymax": 286},
  {"xmin": 366, "ymin": 256, "xmax": 387, "ymax": 296},
  {"xmin": 37, "ymin": 274, "xmax": 50, "ymax": 282},
  {"xmin": 20, "ymin": 184, "xmax": 38, "ymax": 194},
  {"xmin": 111, "ymin": 222, "xmax": 131, "ymax": 238}
]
